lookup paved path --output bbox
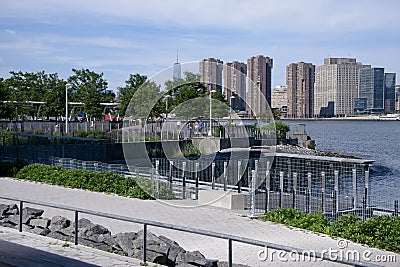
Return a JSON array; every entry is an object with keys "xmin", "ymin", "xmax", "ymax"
[
  {"xmin": 0, "ymin": 227, "xmax": 149, "ymax": 267},
  {"xmin": 0, "ymin": 177, "xmax": 399, "ymax": 266}
]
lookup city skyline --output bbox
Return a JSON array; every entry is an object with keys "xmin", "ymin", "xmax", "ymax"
[{"xmin": 1, "ymin": 0, "xmax": 400, "ymax": 91}]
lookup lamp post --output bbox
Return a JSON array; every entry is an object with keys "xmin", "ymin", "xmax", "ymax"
[
  {"xmin": 165, "ymin": 95, "xmax": 171, "ymax": 118},
  {"xmin": 230, "ymin": 95, "xmax": 236, "ymax": 123},
  {"xmin": 65, "ymin": 83, "xmax": 72, "ymax": 134},
  {"xmin": 208, "ymin": 89, "xmax": 216, "ymax": 136}
]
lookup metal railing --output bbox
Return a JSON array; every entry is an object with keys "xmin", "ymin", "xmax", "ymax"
[{"xmin": 0, "ymin": 194, "xmax": 378, "ymax": 267}]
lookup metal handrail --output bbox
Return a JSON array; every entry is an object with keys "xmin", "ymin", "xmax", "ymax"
[{"xmin": 0, "ymin": 194, "xmax": 379, "ymax": 267}]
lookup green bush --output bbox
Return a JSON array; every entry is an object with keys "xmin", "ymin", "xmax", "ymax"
[
  {"xmin": 15, "ymin": 164, "xmax": 174, "ymax": 200},
  {"xmin": 260, "ymin": 208, "xmax": 400, "ymax": 253}
]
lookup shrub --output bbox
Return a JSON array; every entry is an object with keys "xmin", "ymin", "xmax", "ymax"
[
  {"xmin": 15, "ymin": 164, "xmax": 174, "ymax": 200},
  {"xmin": 260, "ymin": 208, "xmax": 400, "ymax": 253}
]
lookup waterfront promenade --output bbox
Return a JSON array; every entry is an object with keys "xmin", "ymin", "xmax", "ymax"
[{"xmin": 0, "ymin": 177, "xmax": 398, "ymax": 266}]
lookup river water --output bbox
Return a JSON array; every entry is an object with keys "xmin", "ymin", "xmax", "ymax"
[{"xmin": 286, "ymin": 120, "xmax": 400, "ymax": 203}]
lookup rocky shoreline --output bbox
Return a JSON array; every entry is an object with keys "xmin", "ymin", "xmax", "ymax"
[
  {"xmin": 0, "ymin": 203, "xmax": 247, "ymax": 267},
  {"xmin": 275, "ymin": 144, "xmax": 358, "ymax": 159}
]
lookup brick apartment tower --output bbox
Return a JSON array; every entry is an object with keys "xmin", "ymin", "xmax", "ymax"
[
  {"xmin": 224, "ymin": 61, "xmax": 247, "ymax": 111},
  {"xmin": 286, "ymin": 62, "xmax": 315, "ymax": 118},
  {"xmin": 246, "ymin": 55, "xmax": 273, "ymax": 117},
  {"xmin": 199, "ymin": 58, "xmax": 223, "ymax": 93}
]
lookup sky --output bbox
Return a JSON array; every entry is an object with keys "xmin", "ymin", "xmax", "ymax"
[{"xmin": 1, "ymin": 0, "xmax": 399, "ymax": 91}]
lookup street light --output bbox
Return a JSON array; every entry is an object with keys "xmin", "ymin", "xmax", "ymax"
[
  {"xmin": 165, "ymin": 95, "xmax": 171, "ymax": 118},
  {"xmin": 65, "ymin": 83, "xmax": 72, "ymax": 134},
  {"xmin": 230, "ymin": 95, "xmax": 236, "ymax": 122},
  {"xmin": 208, "ymin": 89, "xmax": 216, "ymax": 136}
]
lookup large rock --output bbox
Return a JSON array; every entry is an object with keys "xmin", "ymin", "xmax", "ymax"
[
  {"xmin": 49, "ymin": 216, "xmax": 70, "ymax": 232},
  {"xmin": 159, "ymin": 235, "xmax": 186, "ymax": 265},
  {"xmin": 0, "ymin": 204, "xmax": 9, "ymax": 216},
  {"xmin": 22, "ymin": 207, "xmax": 44, "ymax": 217},
  {"xmin": 28, "ymin": 227, "xmax": 51, "ymax": 236},
  {"xmin": 6, "ymin": 204, "xmax": 19, "ymax": 215},
  {"xmin": 29, "ymin": 218, "xmax": 50, "ymax": 228},
  {"xmin": 73, "ymin": 218, "xmax": 92, "ymax": 229},
  {"xmin": 114, "ymin": 232, "xmax": 137, "ymax": 256},
  {"xmin": 132, "ymin": 230, "xmax": 172, "ymax": 265},
  {"xmin": 176, "ymin": 251, "xmax": 208, "ymax": 266},
  {"xmin": 47, "ymin": 231, "xmax": 73, "ymax": 241}
]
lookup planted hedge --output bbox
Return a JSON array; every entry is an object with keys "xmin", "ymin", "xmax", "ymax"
[
  {"xmin": 260, "ymin": 208, "xmax": 400, "ymax": 253},
  {"xmin": 14, "ymin": 164, "xmax": 174, "ymax": 200}
]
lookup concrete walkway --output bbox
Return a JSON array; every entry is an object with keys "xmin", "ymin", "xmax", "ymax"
[
  {"xmin": 0, "ymin": 227, "xmax": 148, "ymax": 267},
  {"xmin": 0, "ymin": 177, "xmax": 398, "ymax": 266}
]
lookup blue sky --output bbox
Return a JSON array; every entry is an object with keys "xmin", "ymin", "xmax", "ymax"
[{"xmin": 1, "ymin": 0, "xmax": 399, "ymax": 91}]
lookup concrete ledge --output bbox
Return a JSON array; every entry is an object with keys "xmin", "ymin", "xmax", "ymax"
[{"xmin": 198, "ymin": 190, "xmax": 246, "ymax": 210}]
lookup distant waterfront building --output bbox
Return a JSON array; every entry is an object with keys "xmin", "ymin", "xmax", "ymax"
[
  {"xmin": 314, "ymin": 58, "xmax": 368, "ymax": 117},
  {"xmin": 246, "ymin": 55, "xmax": 273, "ymax": 117},
  {"xmin": 224, "ymin": 61, "xmax": 247, "ymax": 111},
  {"xmin": 358, "ymin": 67, "xmax": 385, "ymax": 111},
  {"xmin": 199, "ymin": 58, "xmax": 223, "ymax": 93},
  {"xmin": 286, "ymin": 62, "xmax": 315, "ymax": 118},
  {"xmin": 271, "ymin": 85, "xmax": 288, "ymax": 111},
  {"xmin": 384, "ymin": 73, "xmax": 396, "ymax": 113},
  {"xmin": 173, "ymin": 51, "xmax": 181, "ymax": 80}
]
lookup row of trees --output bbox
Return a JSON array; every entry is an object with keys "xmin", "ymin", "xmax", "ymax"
[
  {"xmin": 0, "ymin": 69, "xmax": 229, "ymax": 121},
  {"xmin": 0, "ymin": 69, "xmax": 113, "ymax": 120}
]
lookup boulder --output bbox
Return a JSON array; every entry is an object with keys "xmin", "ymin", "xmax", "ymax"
[
  {"xmin": 114, "ymin": 232, "xmax": 137, "ymax": 256},
  {"xmin": 47, "ymin": 231, "xmax": 73, "ymax": 241},
  {"xmin": 28, "ymin": 227, "xmax": 51, "ymax": 236},
  {"xmin": 7, "ymin": 204, "xmax": 19, "ymax": 215},
  {"xmin": 29, "ymin": 218, "xmax": 51, "ymax": 228},
  {"xmin": 73, "ymin": 218, "xmax": 92, "ymax": 229},
  {"xmin": 49, "ymin": 216, "xmax": 70, "ymax": 232},
  {"xmin": 0, "ymin": 204, "xmax": 9, "ymax": 216},
  {"xmin": 22, "ymin": 207, "xmax": 44, "ymax": 217},
  {"xmin": 176, "ymin": 251, "xmax": 208, "ymax": 266},
  {"xmin": 159, "ymin": 235, "xmax": 186, "ymax": 265}
]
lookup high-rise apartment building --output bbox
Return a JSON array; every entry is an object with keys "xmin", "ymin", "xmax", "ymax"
[
  {"xmin": 384, "ymin": 73, "xmax": 396, "ymax": 113},
  {"xmin": 286, "ymin": 62, "xmax": 315, "ymax": 118},
  {"xmin": 199, "ymin": 58, "xmax": 223, "ymax": 93},
  {"xmin": 246, "ymin": 55, "xmax": 273, "ymax": 117},
  {"xmin": 314, "ymin": 58, "xmax": 368, "ymax": 117},
  {"xmin": 271, "ymin": 85, "xmax": 288, "ymax": 111},
  {"xmin": 224, "ymin": 61, "xmax": 247, "ymax": 111},
  {"xmin": 359, "ymin": 67, "xmax": 385, "ymax": 111}
]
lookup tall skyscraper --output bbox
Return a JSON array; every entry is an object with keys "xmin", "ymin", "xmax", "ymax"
[
  {"xmin": 199, "ymin": 58, "xmax": 223, "ymax": 93},
  {"xmin": 359, "ymin": 67, "xmax": 385, "ymax": 111},
  {"xmin": 173, "ymin": 51, "xmax": 181, "ymax": 80},
  {"xmin": 246, "ymin": 55, "xmax": 273, "ymax": 117},
  {"xmin": 224, "ymin": 61, "xmax": 247, "ymax": 111},
  {"xmin": 384, "ymin": 73, "xmax": 396, "ymax": 113},
  {"xmin": 314, "ymin": 58, "xmax": 368, "ymax": 117},
  {"xmin": 286, "ymin": 62, "xmax": 315, "ymax": 118}
]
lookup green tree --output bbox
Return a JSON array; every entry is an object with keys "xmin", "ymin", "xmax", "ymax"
[
  {"xmin": 117, "ymin": 73, "xmax": 147, "ymax": 116},
  {"xmin": 0, "ymin": 78, "xmax": 12, "ymax": 119},
  {"xmin": 68, "ymin": 69, "xmax": 108, "ymax": 119},
  {"xmin": 41, "ymin": 73, "xmax": 67, "ymax": 119},
  {"xmin": 125, "ymin": 80, "xmax": 164, "ymax": 119},
  {"xmin": 5, "ymin": 71, "xmax": 48, "ymax": 120},
  {"xmin": 261, "ymin": 121, "xmax": 290, "ymax": 139}
]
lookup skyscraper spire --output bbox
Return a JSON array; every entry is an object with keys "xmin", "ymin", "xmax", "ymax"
[{"xmin": 173, "ymin": 50, "xmax": 181, "ymax": 80}]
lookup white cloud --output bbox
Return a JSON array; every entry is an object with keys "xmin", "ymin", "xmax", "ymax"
[
  {"xmin": 5, "ymin": 29, "xmax": 16, "ymax": 35},
  {"xmin": 1, "ymin": 0, "xmax": 399, "ymax": 34}
]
